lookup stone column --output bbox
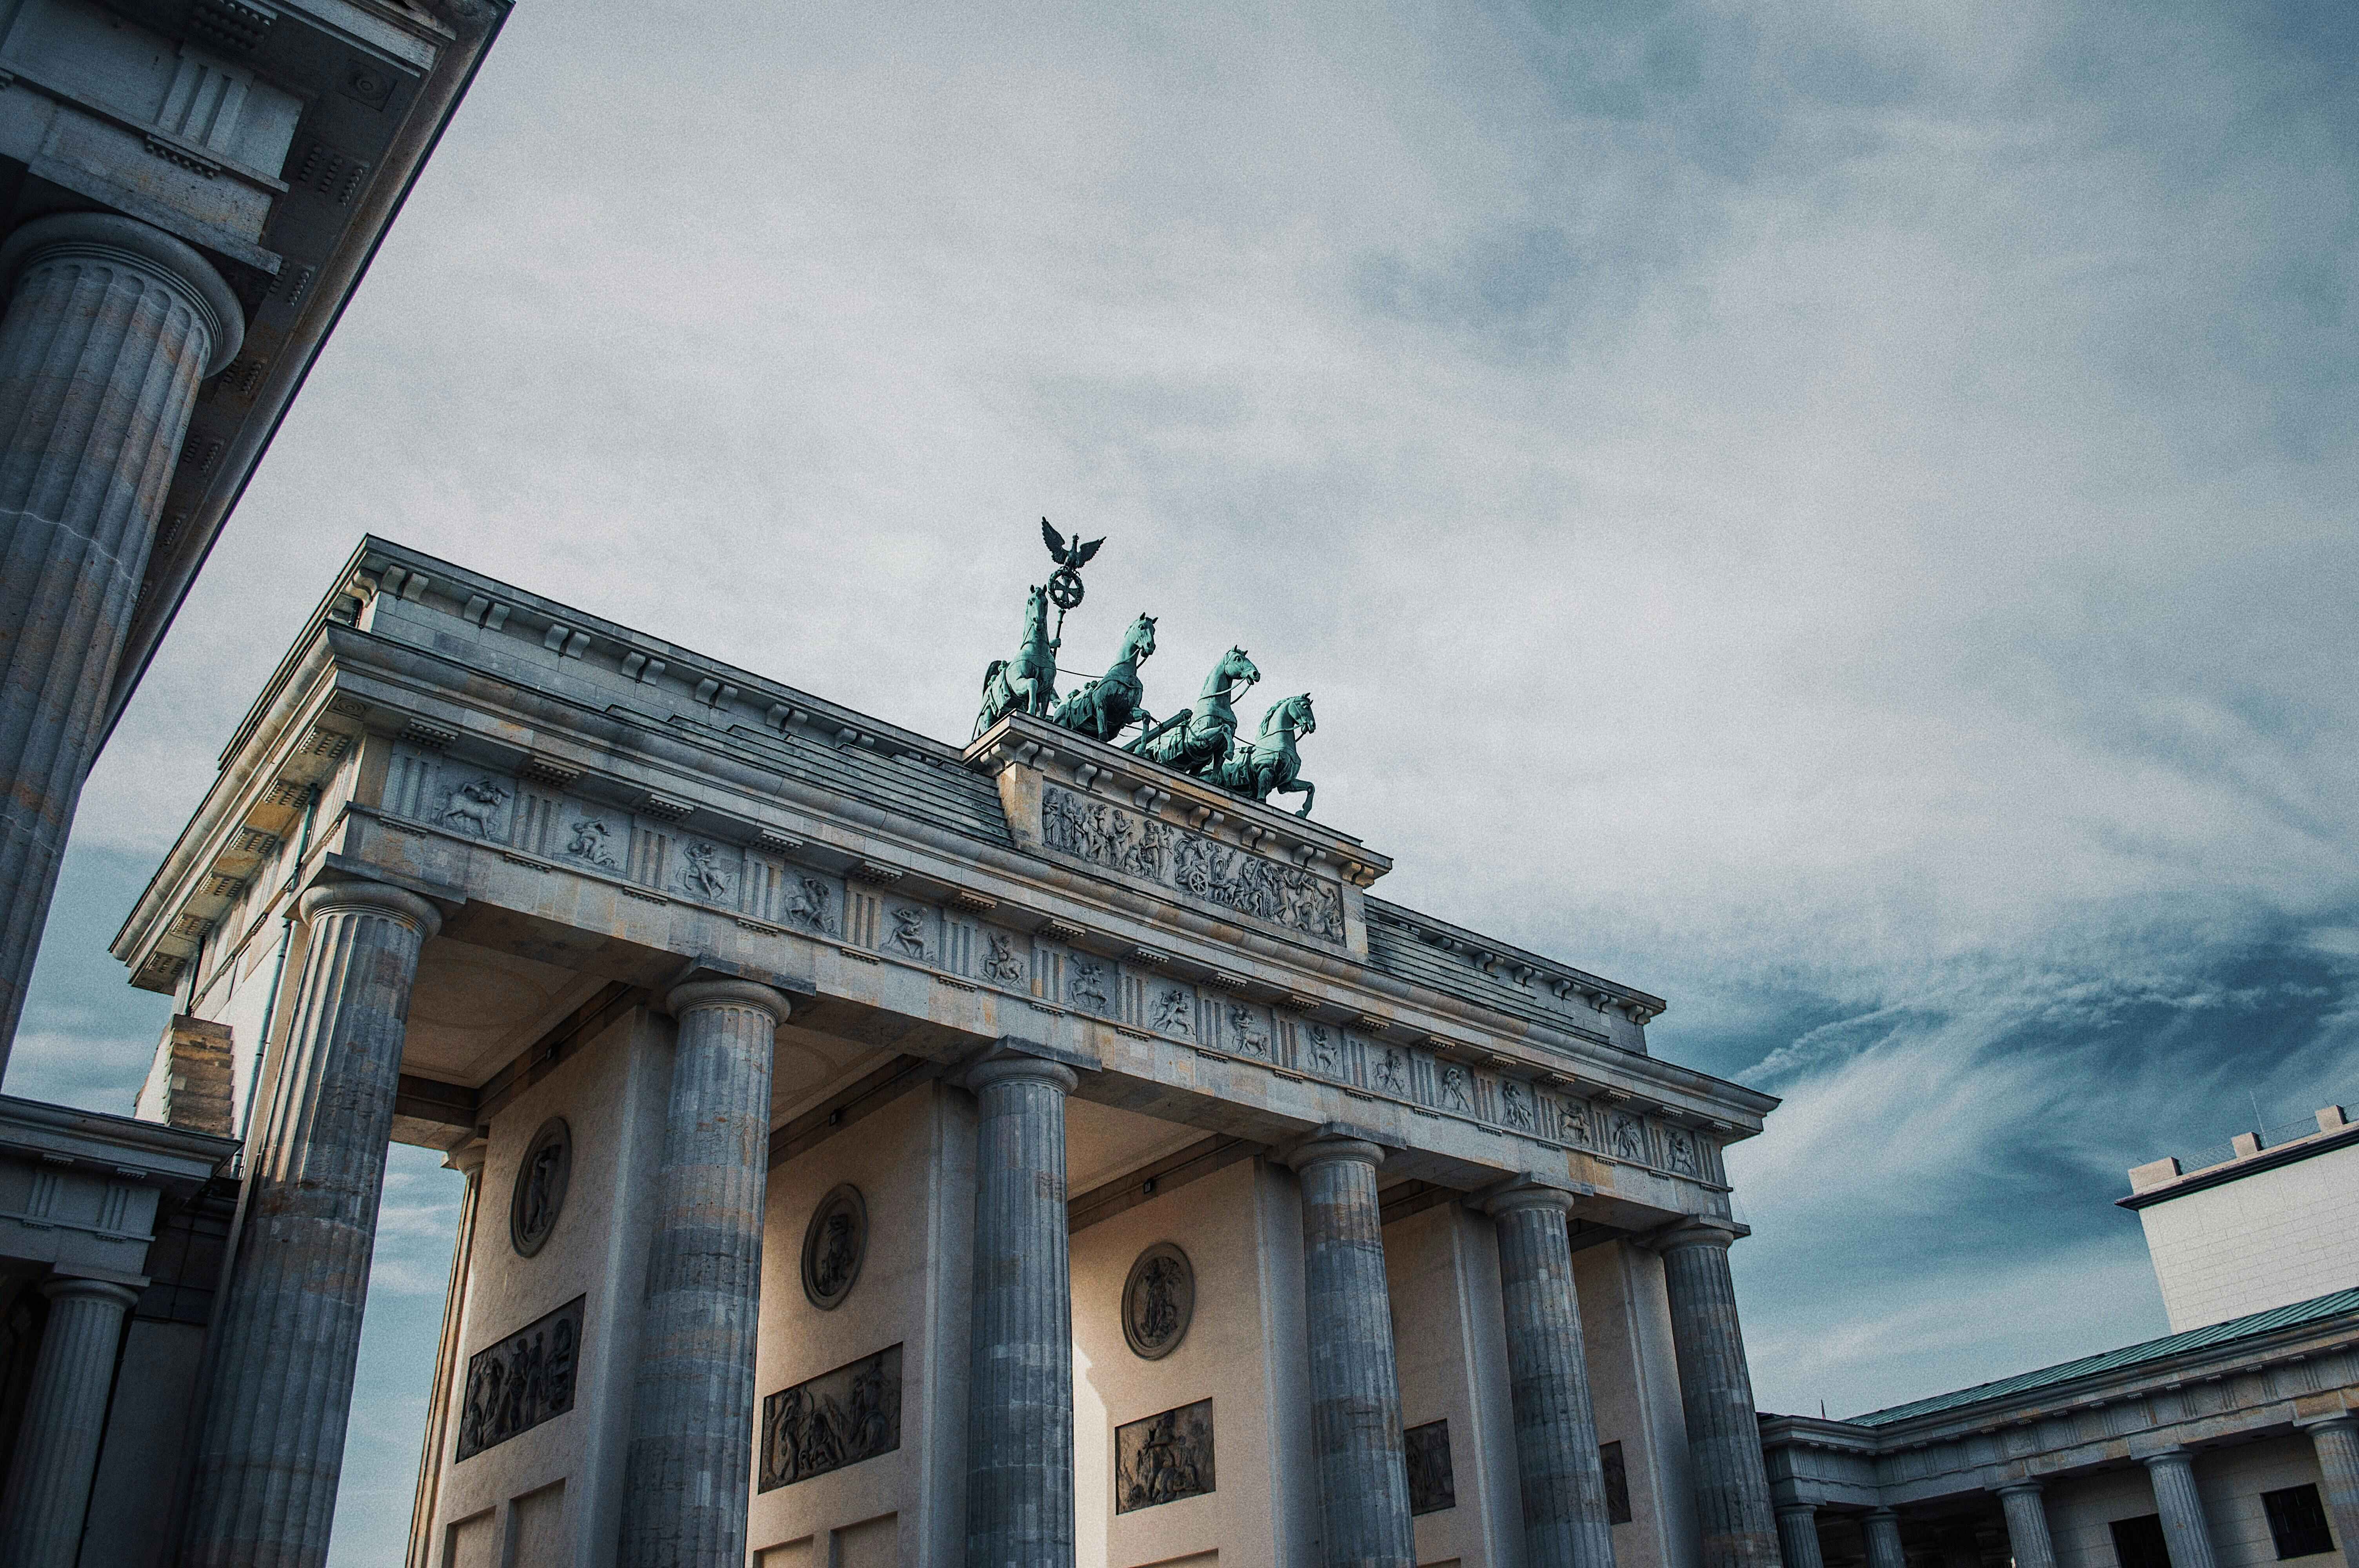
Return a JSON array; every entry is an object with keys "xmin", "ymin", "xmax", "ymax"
[
  {"xmin": 1657, "ymin": 1220, "xmax": 1781, "ymax": 1568},
  {"xmin": 964, "ymin": 1051, "xmax": 1079, "ymax": 1568},
  {"xmin": 2141, "ymin": 1449, "xmax": 2220, "ymax": 1568},
  {"xmin": 1863, "ymin": 1508, "xmax": 1906, "ymax": 1568},
  {"xmin": 181, "ymin": 879, "xmax": 438, "ymax": 1568},
  {"xmin": 0, "ymin": 211, "xmax": 244, "ymax": 1069},
  {"xmin": 405, "ymin": 1137, "xmax": 487, "ymax": 1568},
  {"xmin": 1483, "ymin": 1183, "xmax": 1616, "ymax": 1568},
  {"xmin": 2299, "ymin": 1417, "xmax": 2359, "ymax": 1568},
  {"xmin": 1777, "ymin": 1506, "xmax": 1826, "ymax": 1568},
  {"xmin": 618, "ymin": 978, "xmax": 792, "ymax": 1568},
  {"xmin": 0, "ymin": 1275, "xmax": 142, "ymax": 1568},
  {"xmin": 1286, "ymin": 1130, "xmax": 1415, "ymax": 1568},
  {"xmin": 1999, "ymin": 1483, "xmax": 2058, "ymax": 1568}
]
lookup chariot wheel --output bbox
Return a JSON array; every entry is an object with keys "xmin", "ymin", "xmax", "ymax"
[{"xmin": 1047, "ymin": 567, "xmax": 1085, "ymax": 610}]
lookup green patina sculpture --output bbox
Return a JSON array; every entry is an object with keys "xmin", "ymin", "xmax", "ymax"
[
  {"xmin": 1054, "ymin": 612, "xmax": 1157, "ymax": 741},
  {"xmin": 1214, "ymin": 693, "xmax": 1317, "ymax": 817},
  {"xmin": 976, "ymin": 524, "xmax": 1321, "ymax": 817}
]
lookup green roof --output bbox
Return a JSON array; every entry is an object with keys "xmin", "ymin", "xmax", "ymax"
[{"xmin": 1850, "ymin": 1287, "xmax": 2359, "ymax": 1428}]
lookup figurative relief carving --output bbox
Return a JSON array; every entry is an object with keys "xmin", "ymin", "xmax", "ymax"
[
  {"xmin": 1115, "ymin": 1399, "xmax": 1215, "ymax": 1514},
  {"xmin": 1069, "ymin": 959, "xmax": 1113, "ymax": 1014},
  {"xmin": 1150, "ymin": 987, "xmax": 1194, "ymax": 1038},
  {"xmin": 1377, "ymin": 1048, "xmax": 1407, "ymax": 1095},
  {"xmin": 1040, "ymin": 786, "xmax": 1344, "ymax": 944},
  {"xmin": 783, "ymin": 875, "xmax": 840, "ymax": 936},
  {"xmin": 564, "ymin": 818, "xmax": 619, "ymax": 868},
  {"xmin": 1439, "ymin": 1064, "xmax": 1472, "ymax": 1112},
  {"xmin": 440, "ymin": 777, "xmax": 510, "ymax": 837},
  {"xmin": 1121, "ymin": 1243, "xmax": 1194, "ymax": 1360},
  {"xmin": 981, "ymin": 932, "xmax": 1026, "ymax": 984},
  {"xmin": 1501, "ymin": 1081, "xmax": 1534, "ymax": 1131},
  {"xmin": 509, "ymin": 1118, "xmax": 571, "ymax": 1258},
  {"xmin": 678, "ymin": 840, "xmax": 731, "ymax": 900},
  {"xmin": 759, "ymin": 1344, "xmax": 902, "ymax": 1492},
  {"xmin": 1666, "ymin": 1129, "xmax": 1700, "ymax": 1176},
  {"xmin": 1305, "ymin": 1024, "xmax": 1339, "ymax": 1076},
  {"xmin": 800, "ymin": 1184, "xmax": 868, "ymax": 1310},
  {"xmin": 1611, "ymin": 1114, "xmax": 1647, "ymax": 1162},
  {"xmin": 885, "ymin": 906, "xmax": 933, "ymax": 962},
  {"xmin": 1227, "ymin": 1005, "xmax": 1269, "ymax": 1059},
  {"xmin": 1405, "ymin": 1420, "xmax": 1456, "ymax": 1515},
  {"xmin": 455, "ymin": 1296, "xmax": 583, "ymax": 1461},
  {"xmin": 1561, "ymin": 1098, "xmax": 1592, "ymax": 1148}
]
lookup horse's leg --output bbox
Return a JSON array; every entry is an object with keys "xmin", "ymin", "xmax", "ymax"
[{"xmin": 1287, "ymin": 779, "xmax": 1314, "ymax": 818}]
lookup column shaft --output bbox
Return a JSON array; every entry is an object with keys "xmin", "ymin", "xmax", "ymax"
[
  {"xmin": 2302, "ymin": 1418, "xmax": 2359, "ymax": 1568},
  {"xmin": 405, "ymin": 1139, "xmax": 486, "ymax": 1568},
  {"xmin": 1777, "ymin": 1506, "xmax": 1826, "ymax": 1568},
  {"xmin": 1864, "ymin": 1508, "xmax": 1906, "ymax": 1568},
  {"xmin": 1659, "ymin": 1223, "xmax": 1781, "ymax": 1568},
  {"xmin": 964, "ymin": 1053, "xmax": 1078, "ymax": 1568},
  {"xmin": 1487, "ymin": 1189, "xmax": 1616, "ymax": 1568},
  {"xmin": 0, "ymin": 1276, "xmax": 142, "ymax": 1568},
  {"xmin": 1999, "ymin": 1484, "xmax": 2058, "ymax": 1568},
  {"xmin": 1289, "ymin": 1133, "xmax": 1414, "ymax": 1568},
  {"xmin": 619, "ymin": 978, "xmax": 790, "ymax": 1568},
  {"xmin": 2142, "ymin": 1450, "xmax": 2220, "ymax": 1568},
  {"xmin": 0, "ymin": 212, "xmax": 241, "ymax": 1065},
  {"xmin": 181, "ymin": 880, "xmax": 439, "ymax": 1568}
]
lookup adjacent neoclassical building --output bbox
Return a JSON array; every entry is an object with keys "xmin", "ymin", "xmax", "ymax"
[{"xmin": 40, "ymin": 536, "xmax": 1792, "ymax": 1567}]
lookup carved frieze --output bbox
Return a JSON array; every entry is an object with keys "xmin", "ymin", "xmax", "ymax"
[
  {"xmin": 455, "ymin": 1296, "xmax": 583, "ymax": 1461},
  {"xmin": 1041, "ymin": 786, "xmax": 1345, "ymax": 945},
  {"xmin": 1115, "ymin": 1398, "xmax": 1215, "ymax": 1514},
  {"xmin": 758, "ymin": 1344, "xmax": 903, "ymax": 1491}
]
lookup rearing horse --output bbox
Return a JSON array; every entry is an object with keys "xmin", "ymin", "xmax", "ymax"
[
  {"xmin": 1053, "ymin": 612, "xmax": 1157, "ymax": 741},
  {"xmin": 1131, "ymin": 646, "xmax": 1259, "ymax": 777},
  {"xmin": 1216, "ymin": 693, "xmax": 1316, "ymax": 817},
  {"xmin": 974, "ymin": 584, "xmax": 1058, "ymax": 738}
]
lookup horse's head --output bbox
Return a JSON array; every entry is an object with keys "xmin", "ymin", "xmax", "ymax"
[
  {"xmin": 1124, "ymin": 613, "xmax": 1158, "ymax": 661},
  {"xmin": 1022, "ymin": 583, "xmax": 1048, "ymax": 632},
  {"xmin": 1261, "ymin": 693, "xmax": 1315, "ymax": 737},
  {"xmin": 1219, "ymin": 646, "xmax": 1261, "ymax": 689}
]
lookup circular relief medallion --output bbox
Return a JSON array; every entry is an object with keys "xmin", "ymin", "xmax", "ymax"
[
  {"xmin": 1122, "ymin": 1242, "xmax": 1195, "ymax": 1361},
  {"xmin": 801, "ymin": 1183, "xmax": 869, "ymax": 1310},
  {"xmin": 509, "ymin": 1117, "xmax": 572, "ymax": 1258}
]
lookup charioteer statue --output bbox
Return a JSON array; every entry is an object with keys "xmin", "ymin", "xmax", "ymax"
[{"xmin": 972, "ymin": 521, "xmax": 1321, "ymax": 817}]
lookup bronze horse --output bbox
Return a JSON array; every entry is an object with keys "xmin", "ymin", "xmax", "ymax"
[{"xmin": 1054, "ymin": 612, "xmax": 1157, "ymax": 741}]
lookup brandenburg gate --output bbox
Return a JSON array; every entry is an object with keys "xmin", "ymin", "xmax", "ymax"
[{"xmin": 101, "ymin": 533, "xmax": 1786, "ymax": 1568}]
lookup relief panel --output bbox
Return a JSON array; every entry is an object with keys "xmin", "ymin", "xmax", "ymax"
[
  {"xmin": 455, "ymin": 1296, "xmax": 583, "ymax": 1461},
  {"xmin": 758, "ymin": 1343, "xmax": 903, "ymax": 1492},
  {"xmin": 1114, "ymin": 1398, "xmax": 1215, "ymax": 1514},
  {"xmin": 1040, "ymin": 785, "xmax": 1346, "ymax": 945}
]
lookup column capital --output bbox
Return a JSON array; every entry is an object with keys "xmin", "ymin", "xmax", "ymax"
[
  {"xmin": 2138, "ymin": 1446, "xmax": 2196, "ymax": 1470},
  {"xmin": 1480, "ymin": 1176, "xmax": 1578, "ymax": 1218},
  {"xmin": 1997, "ymin": 1480, "xmax": 2046, "ymax": 1497},
  {"xmin": 441, "ymin": 1136, "xmax": 488, "ymax": 1180},
  {"xmin": 1866, "ymin": 1508, "xmax": 1900, "ymax": 1522},
  {"xmin": 1282, "ymin": 1123, "xmax": 1385, "ymax": 1174},
  {"xmin": 1652, "ymin": 1215, "xmax": 1746, "ymax": 1254},
  {"xmin": 298, "ymin": 878, "xmax": 443, "ymax": 941},
  {"xmin": 961, "ymin": 1051, "xmax": 1078, "ymax": 1096},
  {"xmin": 2296, "ymin": 1412, "xmax": 2359, "ymax": 1434},
  {"xmin": 38, "ymin": 1275, "xmax": 141, "ymax": 1311},
  {"xmin": 664, "ymin": 975, "xmax": 792, "ymax": 1025},
  {"xmin": 0, "ymin": 211, "xmax": 244, "ymax": 373},
  {"xmin": 1777, "ymin": 1503, "xmax": 1820, "ymax": 1519}
]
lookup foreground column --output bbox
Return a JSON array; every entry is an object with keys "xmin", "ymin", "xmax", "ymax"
[
  {"xmin": 1658, "ymin": 1220, "xmax": 1781, "ymax": 1568},
  {"xmin": 2142, "ymin": 1449, "xmax": 2220, "ymax": 1568},
  {"xmin": 2299, "ymin": 1417, "xmax": 2359, "ymax": 1568},
  {"xmin": 1776, "ymin": 1506, "xmax": 1825, "ymax": 1568},
  {"xmin": 619, "ymin": 978, "xmax": 792, "ymax": 1568},
  {"xmin": 1863, "ymin": 1508, "xmax": 1906, "ymax": 1568},
  {"xmin": 406, "ymin": 1136, "xmax": 487, "ymax": 1568},
  {"xmin": 965, "ymin": 1051, "xmax": 1078, "ymax": 1568},
  {"xmin": 182, "ymin": 879, "xmax": 439, "ymax": 1568},
  {"xmin": 0, "ymin": 1276, "xmax": 142, "ymax": 1568},
  {"xmin": 0, "ymin": 211, "xmax": 244, "ymax": 1067},
  {"xmin": 1999, "ymin": 1483, "xmax": 2058, "ymax": 1568},
  {"xmin": 1287, "ymin": 1130, "xmax": 1414, "ymax": 1568},
  {"xmin": 1484, "ymin": 1184, "xmax": 1616, "ymax": 1568}
]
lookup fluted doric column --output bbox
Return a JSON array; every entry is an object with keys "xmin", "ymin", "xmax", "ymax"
[
  {"xmin": 1776, "ymin": 1506, "xmax": 1825, "ymax": 1568},
  {"xmin": 406, "ymin": 1137, "xmax": 487, "ymax": 1568},
  {"xmin": 965, "ymin": 1050, "xmax": 1078, "ymax": 1568},
  {"xmin": 0, "ymin": 211, "xmax": 243, "ymax": 1069},
  {"xmin": 0, "ymin": 1275, "xmax": 143, "ymax": 1568},
  {"xmin": 1483, "ymin": 1183, "xmax": 1617, "ymax": 1568},
  {"xmin": 1658, "ymin": 1220, "xmax": 1781, "ymax": 1568},
  {"xmin": 2142, "ymin": 1449, "xmax": 2219, "ymax": 1568},
  {"xmin": 1287, "ymin": 1129, "xmax": 1414, "ymax": 1568},
  {"xmin": 1999, "ymin": 1482, "xmax": 2058, "ymax": 1568},
  {"xmin": 618, "ymin": 977, "xmax": 792, "ymax": 1568},
  {"xmin": 2299, "ymin": 1417, "xmax": 2359, "ymax": 1568},
  {"xmin": 1863, "ymin": 1508, "xmax": 1906, "ymax": 1568},
  {"xmin": 182, "ymin": 879, "xmax": 439, "ymax": 1568}
]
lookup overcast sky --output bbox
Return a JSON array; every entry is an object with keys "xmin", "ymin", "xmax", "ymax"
[{"xmin": 9, "ymin": 0, "xmax": 2358, "ymax": 1560}]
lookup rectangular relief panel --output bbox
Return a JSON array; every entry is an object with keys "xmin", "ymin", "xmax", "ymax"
[
  {"xmin": 759, "ymin": 1343, "xmax": 904, "ymax": 1492},
  {"xmin": 1115, "ymin": 1397, "xmax": 1216, "ymax": 1514},
  {"xmin": 1406, "ymin": 1419, "xmax": 1456, "ymax": 1516},
  {"xmin": 1041, "ymin": 785, "xmax": 1347, "ymax": 946},
  {"xmin": 455, "ymin": 1295, "xmax": 584, "ymax": 1461}
]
